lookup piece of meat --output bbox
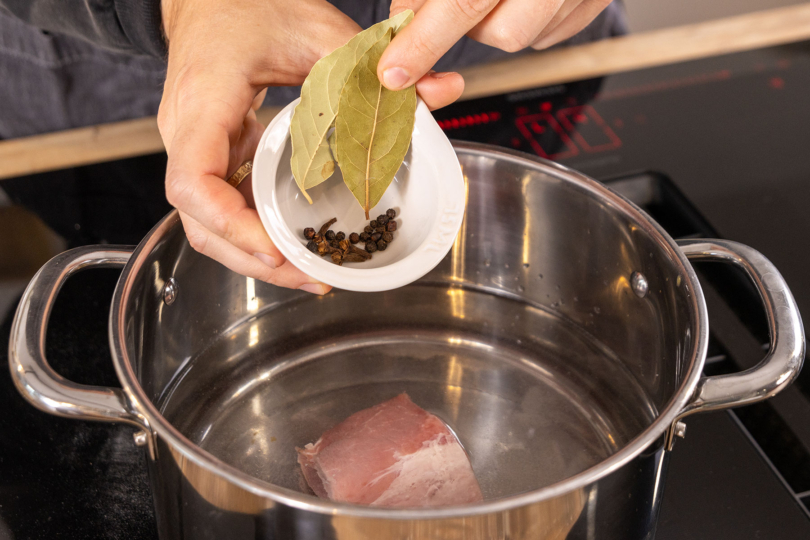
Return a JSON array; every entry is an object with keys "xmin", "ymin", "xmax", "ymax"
[{"xmin": 296, "ymin": 393, "xmax": 483, "ymax": 507}]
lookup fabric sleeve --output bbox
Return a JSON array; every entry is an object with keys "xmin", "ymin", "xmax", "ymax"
[{"xmin": 0, "ymin": 0, "xmax": 166, "ymax": 58}]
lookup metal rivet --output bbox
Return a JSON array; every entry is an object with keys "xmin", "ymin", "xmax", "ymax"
[
  {"xmin": 133, "ymin": 430, "xmax": 148, "ymax": 446},
  {"xmin": 163, "ymin": 278, "xmax": 178, "ymax": 305},
  {"xmin": 631, "ymin": 272, "xmax": 649, "ymax": 298},
  {"xmin": 674, "ymin": 421, "xmax": 687, "ymax": 439}
]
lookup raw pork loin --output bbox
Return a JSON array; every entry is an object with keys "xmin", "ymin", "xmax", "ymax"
[{"xmin": 296, "ymin": 393, "xmax": 483, "ymax": 507}]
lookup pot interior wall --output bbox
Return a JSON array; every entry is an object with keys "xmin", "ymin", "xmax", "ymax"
[{"xmin": 123, "ymin": 146, "xmax": 696, "ymax": 502}]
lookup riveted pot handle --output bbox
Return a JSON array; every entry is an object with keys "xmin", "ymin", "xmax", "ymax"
[
  {"xmin": 677, "ymin": 240, "xmax": 805, "ymax": 418},
  {"xmin": 8, "ymin": 246, "xmax": 154, "ymax": 456}
]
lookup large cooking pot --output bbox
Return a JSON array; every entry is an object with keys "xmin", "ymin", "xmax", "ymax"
[{"xmin": 9, "ymin": 143, "xmax": 804, "ymax": 539}]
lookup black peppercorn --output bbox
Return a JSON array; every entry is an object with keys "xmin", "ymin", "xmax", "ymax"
[
  {"xmin": 377, "ymin": 214, "xmax": 389, "ymax": 226},
  {"xmin": 386, "ymin": 208, "xmax": 396, "ymax": 219},
  {"xmin": 376, "ymin": 239, "xmax": 387, "ymax": 251},
  {"xmin": 306, "ymin": 240, "xmax": 318, "ymax": 253},
  {"xmin": 365, "ymin": 241, "xmax": 378, "ymax": 253},
  {"xmin": 359, "ymin": 232, "xmax": 370, "ymax": 242},
  {"xmin": 304, "ymin": 227, "xmax": 316, "ymax": 240},
  {"xmin": 325, "ymin": 230, "xmax": 336, "ymax": 241},
  {"xmin": 371, "ymin": 232, "xmax": 382, "ymax": 242},
  {"xmin": 349, "ymin": 232, "xmax": 360, "ymax": 244},
  {"xmin": 364, "ymin": 225, "xmax": 373, "ymax": 234},
  {"xmin": 382, "ymin": 232, "xmax": 393, "ymax": 243},
  {"xmin": 370, "ymin": 220, "xmax": 379, "ymax": 229},
  {"xmin": 335, "ymin": 231, "xmax": 346, "ymax": 242},
  {"xmin": 386, "ymin": 221, "xmax": 397, "ymax": 232}
]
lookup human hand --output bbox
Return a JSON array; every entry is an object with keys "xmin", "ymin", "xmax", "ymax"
[
  {"xmin": 158, "ymin": 0, "xmax": 465, "ymax": 294},
  {"xmin": 378, "ymin": 0, "xmax": 612, "ymax": 91}
]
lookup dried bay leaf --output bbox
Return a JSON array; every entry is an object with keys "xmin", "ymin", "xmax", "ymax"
[
  {"xmin": 334, "ymin": 30, "xmax": 416, "ymax": 218},
  {"xmin": 289, "ymin": 10, "xmax": 414, "ymax": 203}
]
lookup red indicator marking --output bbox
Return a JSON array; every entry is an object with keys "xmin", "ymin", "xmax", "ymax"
[
  {"xmin": 516, "ymin": 106, "xmax": 529, "ymax": 115},
  {"xmin": 540, "ymin": 101, "xmax": 552, "ymax": 112},
  {"xmin": 556, "ymin": 105, "xmax": 622, "ymax": 153},
  {"xmin": 613, "ymin": 118, "xmax": 624, "ymax": 129},
  {"xmin": 436, "ymin": 111, "xmax": 503, "ymax": 130},
  {"xmin": 511, "ymin": 137, "xmax": 522, "ymax": 148},
  {"xmin": 515, "ymin": 113, "xmax": 578, "ymax": 160},
  {"xmin": 778, "ymin": 59, "xmax": 791, "ymax": 69},
  {"xmin": 770, "ymin": 76, "xmax": 785, "ymax": 89}
]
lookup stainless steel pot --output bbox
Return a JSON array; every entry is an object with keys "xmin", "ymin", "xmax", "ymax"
[{"xmin": 9, "ymin": 142, "xmax": 804, "ymax": 540}]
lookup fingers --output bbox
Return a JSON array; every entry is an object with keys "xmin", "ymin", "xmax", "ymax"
[
  {"xmin": 467, "ymin": 0, "xmax": 565, "ymax": 52},
  {"xmin": 415, "ymin": 71, "xmax": 465, "ymax": 110},
  {"xmin": 228, "ymin": 112, "xmax": 264, "ymax": 178},
  {"xmin": 251, "ymin": 88, "xmax": 268, "ymax": 111},
  {"xmin": 390, "ymin": 0, "xmax": 429, "ymax": 16},
  {"xmin": 179, "ymin": 212, "xmax": 331, "ymax": 294},
  {"xmin": 533, "ymin": 0, "xmax": 610, "ymax": 50},
  {"xmin": 378, "ymin": 0, "xmax": 500, "ymax": 90},
  {"xmin": 162, "ymin": 81, "xmax": 285, "ymax": 266}
]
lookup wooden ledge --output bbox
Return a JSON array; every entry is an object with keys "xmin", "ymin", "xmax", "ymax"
[{"xmin": 2, "ymin": 3, "xmax": 810, "ymax": 180}]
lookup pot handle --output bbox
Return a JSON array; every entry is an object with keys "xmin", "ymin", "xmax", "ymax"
[
  {"xmin": 674, "ymin": 240, "xmax": 804, "ymax": 429},
  {"xmin": 8, "ymin": 246, "xmax": 155, "ymax": 456}
]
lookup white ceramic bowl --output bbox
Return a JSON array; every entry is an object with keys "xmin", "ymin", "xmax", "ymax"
[{"xmin": 252, "ymin": 98, "xmax": 465, "ymax": 292}]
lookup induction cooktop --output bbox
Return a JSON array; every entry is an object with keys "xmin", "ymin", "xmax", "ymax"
[{"xmin": 1, "ymin": 40, "xmax": 810, "ymax": 539}]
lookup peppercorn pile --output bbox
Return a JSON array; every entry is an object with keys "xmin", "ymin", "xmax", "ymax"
[{"xmin": 303, "ymin": 209, "xmax": 398, "ymax": 266}]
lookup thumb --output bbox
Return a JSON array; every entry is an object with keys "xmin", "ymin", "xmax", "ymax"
[{"xmin": 378, "ymin": 0, "xmax": 497, "ymax": 90}]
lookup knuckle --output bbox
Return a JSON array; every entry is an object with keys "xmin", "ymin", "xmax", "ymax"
[
  {"xmin": 185, "ymin": 228, "xmax": 209, "ymax": 254},
  {"xmin": 164, "ymin": 170, "xmax": 191, "ymax": 210},
  {"xmin": 450, "ymin": 0, "xmax": 496, "ymax": 21},
  {"xmin": 209, "ymin": 211, "xmax": 233, "ymax": 240},
  {"xmin": 156, "ymin": 104, "xmax": 169, "ymax": 136},
  {"xmin": 490, "ymin": 25, "xmax": 533, "ymax": 53},
  {"xmin": 409, "ymin": 31, "xmax": 442, "ymax": 61}
]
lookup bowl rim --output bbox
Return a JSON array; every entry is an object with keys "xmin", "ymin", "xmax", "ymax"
[
  {"xmin": 110, "ymin": 142, "xmax": 708, "ymax": 519},
  {"xmin": 252, "ymin": 98, "xmax": 466, "ymax": 292}
]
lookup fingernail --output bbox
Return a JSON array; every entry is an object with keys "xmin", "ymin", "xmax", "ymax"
[
  {"xmin": 383, "ymin": 67, "xmax": 410, "ymax": 90},
  {"xmin": 299, "ymin": 283, "xmax": 326, "ymax": 295},
  {"xmin": 253, "ymin": 252, "xmax": 277, "ymax": 269},
  {"xmin": 429, "ymin": 71, "xmax": 455, "ymax": 79}
]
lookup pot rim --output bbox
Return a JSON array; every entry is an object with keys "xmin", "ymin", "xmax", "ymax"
[{"xmin": 109, "ymin": 142, "xmax": 708, "ymax": 519}]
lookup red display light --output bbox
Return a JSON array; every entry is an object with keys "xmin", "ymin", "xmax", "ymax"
[{"xmin": 437, "ymin": 111, "xmax": 503, "ymax": 131}]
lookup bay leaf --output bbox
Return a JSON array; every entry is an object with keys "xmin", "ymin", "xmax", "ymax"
[
  {"xmin": 335, "ymin": 29, "xmax": 416, "ymax": 218},
  {"xmin": 289, "ymin": 10, "xmax": 413, "ymax": 203}
]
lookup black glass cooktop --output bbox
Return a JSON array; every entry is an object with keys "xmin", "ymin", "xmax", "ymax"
[{"xmin": 2, "ymin": 41, "xmax": 810, "ymax": 539}]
